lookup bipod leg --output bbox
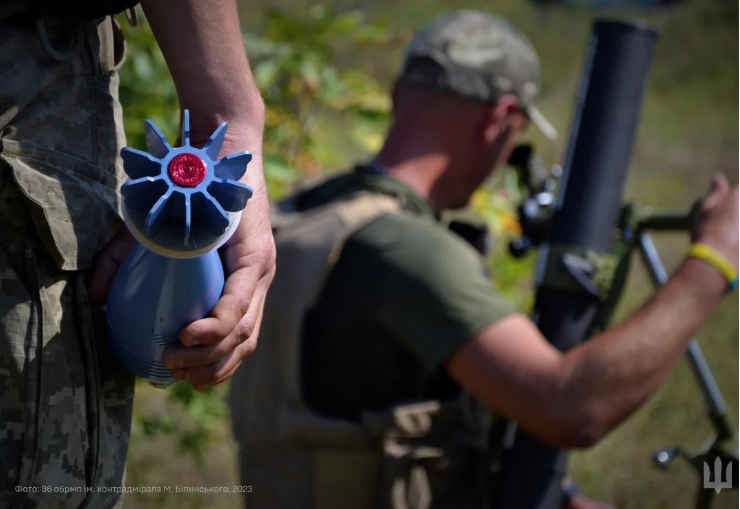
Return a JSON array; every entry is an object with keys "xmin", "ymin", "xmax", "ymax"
[{"xmin": 636, "ymin": 231, "xmax": 737, "ymax": 509}]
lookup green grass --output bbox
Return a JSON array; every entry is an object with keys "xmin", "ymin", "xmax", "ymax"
[
  {"xmin": 121, "ymin": 383, "xmax": 241, "ymax": 509},
  {"xmin": 122, "ymin": 1, "xmax": 737, "ymax": 508}
]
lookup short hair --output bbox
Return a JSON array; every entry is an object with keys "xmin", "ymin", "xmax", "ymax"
[
  {"xmin": 398, "ymin": 56, "xmax": 448, "ymax": 92},
  {"xmin": 394, "ymin": 58, "xmax": 491, "ymax": 115}
]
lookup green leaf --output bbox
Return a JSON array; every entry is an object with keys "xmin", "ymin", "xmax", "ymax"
[
  {"xmin": 132, "ymin": 52, "xmax": 154, "ymax": 80},
  {"xmin": 255, "ymin": 60, "xmax": 280, "ymax": 90},
  {"xmin": 242, "ymin": 33, "xmax": 277, "ymax": 58},
  {"xmin": 299, "ymin": 59, "xmax": 321, "ymax": 89},
  {"xmin": 264, "ymin": 156, "xmax": 300, "ymax": 182}
]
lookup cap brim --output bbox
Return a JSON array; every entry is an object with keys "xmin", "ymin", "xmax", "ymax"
[{"xmin": 526, "ymin": 105, "xmax": 558, "ymax": 141}]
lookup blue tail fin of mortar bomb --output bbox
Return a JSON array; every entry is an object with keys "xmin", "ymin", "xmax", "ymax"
[{"xmin": 106, "ymin": 111, "xmax": 253, "ymax": 385}]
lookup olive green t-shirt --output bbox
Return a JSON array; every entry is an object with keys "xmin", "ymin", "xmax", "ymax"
[{"xmin": 299, "ymin": 166, "xmax": 515, "ymax": 420}]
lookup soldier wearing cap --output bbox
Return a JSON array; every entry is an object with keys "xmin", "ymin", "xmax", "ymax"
[{"xmin": 229, "ymin": 9, "xmax": 738, "ymax": 509}]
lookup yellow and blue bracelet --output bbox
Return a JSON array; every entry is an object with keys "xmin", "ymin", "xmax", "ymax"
[{"xmin": 688, "ymin": 243, "xmax": 738, "ymax": 292}]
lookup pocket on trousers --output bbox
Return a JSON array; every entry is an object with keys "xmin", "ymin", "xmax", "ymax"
[
  {"xmin": 0, "ymin": 142, "xmax": 123, "ymax": 271},
  {"xmin": 97, "ymin": 16, "xmax": 127, "ymax": 76}
]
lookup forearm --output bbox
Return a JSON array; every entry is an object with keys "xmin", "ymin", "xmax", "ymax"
[
  {"xmin": 140, "ymin": 0, "xmax": 265, "ymax": 147},
  {"xmin": 141, "ymin": 0, "xmax": 268, "ymax": 252},
  {"xmin": 560, "ymin": 256, "xmax": 727, "ymax": 444},
  {"xmin": 449, "ymin": 180, "xmax": 736, "ymax": 449}
]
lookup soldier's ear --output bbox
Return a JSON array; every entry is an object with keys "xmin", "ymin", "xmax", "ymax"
[{"xmin": 483, "ymin": 94, "xmax": 520, "ymax": 144}]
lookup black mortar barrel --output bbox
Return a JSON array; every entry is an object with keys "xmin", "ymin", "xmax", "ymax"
[{"xmin": 492, "ymin": 18, "xmax": 659, "ymax": 509}]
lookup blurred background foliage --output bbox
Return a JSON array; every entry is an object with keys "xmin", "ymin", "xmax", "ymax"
[
  {"xmin": 243, "ymin": 5, "xmax": 395, "ymax": 194},
  {"xmin": 117, "ymin": 1, "xmax": 738, "ymax": 508}
]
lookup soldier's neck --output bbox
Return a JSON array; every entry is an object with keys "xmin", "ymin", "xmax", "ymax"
[{"xmin": 376, "ymin": 138, "xmax": 451, "ymax": 211}]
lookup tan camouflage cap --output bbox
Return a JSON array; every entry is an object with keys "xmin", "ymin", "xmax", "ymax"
[{"xmin": 399, "ymin": 9, "xmax": 557, "ymax": 140}]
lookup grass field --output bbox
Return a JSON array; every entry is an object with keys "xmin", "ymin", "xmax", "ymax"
[{"xmin": 121, "ymin": 1, "xmax": 738, "ymax": 508}]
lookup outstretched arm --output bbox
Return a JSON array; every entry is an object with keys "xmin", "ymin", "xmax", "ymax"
[{"xmin": 447, "ymin": 174, "xmax": 738, "ymax": 448}]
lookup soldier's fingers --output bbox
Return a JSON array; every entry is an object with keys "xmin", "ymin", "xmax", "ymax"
[
  {"xmin": 163, "ymin": 311, "xmax": 253, "ymax": 368},
  {"xmin": 178, "ymin": 266, "xmax": 259, "ymax": 346},
  {"xmin": 86, "ymin": 226, "xmax": 136, "ymax": 306},
  {"xmin": 166, "ymin": 276, "xmax": 267, "ymax": 367},
  {"xmin": 206, "ymin": 358, "xmax": 242, "ymax": 388},
  {"xmin": 174, "ymin": 340, "xmax": 255, "ymax": 390},
  {"xmin": 209, "ymin": 300, "xmax": 266, "ymax": 386},
  {"xmin": 702, "ymin": 173, "xmax": 730, "ymax": 212},
  {"xmin": 174, "ymin": 290, "xmax": 266, "ymax": 388}
]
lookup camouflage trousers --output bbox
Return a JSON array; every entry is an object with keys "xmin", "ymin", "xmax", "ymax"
[{"xmin": 0, "ymin": 13, "xmax": 135, "ymax": 509}]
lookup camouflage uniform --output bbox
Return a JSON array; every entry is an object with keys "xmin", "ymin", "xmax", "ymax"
[{"xmin": 0, "ymin": 12, "xmax": 134, "ymax": 509}]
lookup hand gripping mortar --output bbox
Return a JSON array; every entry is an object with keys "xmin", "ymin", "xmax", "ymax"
[{"xmin": 106, "ymin": 110, "xmax": 253, "ymax": 385}]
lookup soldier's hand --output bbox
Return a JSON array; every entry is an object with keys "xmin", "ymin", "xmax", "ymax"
[
  {"xmin": 86, "ymin": 225, "xmax": 136, "ymax": 306},
  {"xmin": 692, "ymin": 173, "xmax": 739, "ymax": 270},
  {"xmin": 161, "ymin": 128, "xmax": 276, "ymax": 391}
]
